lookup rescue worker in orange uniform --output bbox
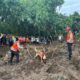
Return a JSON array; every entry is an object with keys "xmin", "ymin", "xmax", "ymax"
[
  {"xmin": 9, "ymin": 37, "xmax": 23, "ymax": 64},
  {"xmin": 66, "ymin": 26, "xmax": 74, "ymax": 60}
]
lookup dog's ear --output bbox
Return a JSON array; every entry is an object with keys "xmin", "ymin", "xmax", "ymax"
[
  {"xmin": 35, "ymin": 47, "xmax": 38, "ymax": 52},
  {"xmin": 42, "ymin": 47, "xmax": 45, "ymax": 52}
]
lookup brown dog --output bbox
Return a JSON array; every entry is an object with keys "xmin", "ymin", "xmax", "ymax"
[{"xmin": 35, "ymin": 47, "xmax": 46, "ymax": 63}]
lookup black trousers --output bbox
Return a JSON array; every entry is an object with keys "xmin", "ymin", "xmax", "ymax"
[
  {"xmin": 9, "ymin": 50, "xmax": 19, "ymax": 64},
  {"xmin": 67, "ymin": 43, "xmax": 73, "ymax": 60}
]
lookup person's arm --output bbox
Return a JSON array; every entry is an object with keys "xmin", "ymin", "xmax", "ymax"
[{"xmin": 17, "ymin": 42, "xmax": 24, "ymax": 49}]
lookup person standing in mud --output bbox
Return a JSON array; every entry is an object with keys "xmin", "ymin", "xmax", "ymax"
[
  {"xmin": 8, "ymin": 35, "xmax": 14, "ymax": 47},
  {"xmin": 1, "ymin": 34, "xmax": 7, "ymax": 46},
  {"xmin": 9, "ymin": 37, "xmax": 23, "ymax": 64},
  {"xmin": 66, "ymin": 26, "xmax": 74, "ymax": 60}
]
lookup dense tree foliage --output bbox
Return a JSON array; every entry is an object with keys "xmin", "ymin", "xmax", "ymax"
[{"xmin": 0, "ymin": 0, "xmax": 80, "ymax": 38}]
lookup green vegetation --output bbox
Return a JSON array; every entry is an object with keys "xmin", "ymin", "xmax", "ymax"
[{"xmin": 0, "ymin": 0, "xmax": 80, "ymax": 38}]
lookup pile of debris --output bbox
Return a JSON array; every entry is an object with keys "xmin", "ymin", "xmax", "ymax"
[{"xmin": 0, "ymin": 42, "xmax": 80, "ymax": 80}]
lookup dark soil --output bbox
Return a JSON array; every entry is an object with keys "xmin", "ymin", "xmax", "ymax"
[{"xmin": 0, "ymin": 42, "xmax": 80, "ymax": 80}]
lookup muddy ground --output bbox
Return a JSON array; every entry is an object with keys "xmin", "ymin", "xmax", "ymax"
[{"xmin": 0, "ymin": 42, "xmax": 80, "ymax": 80}]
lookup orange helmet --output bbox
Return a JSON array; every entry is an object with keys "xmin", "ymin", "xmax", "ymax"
[{"xmin": 66, "ymin": 26, "xmax": 71, "ymax": 32}]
